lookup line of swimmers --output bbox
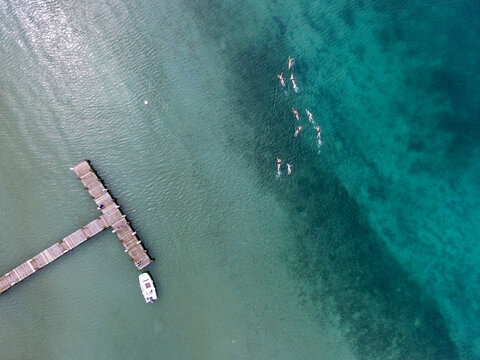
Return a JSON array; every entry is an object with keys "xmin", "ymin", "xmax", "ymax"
[
  {"xmin": 276, "ymin": 57, "xmax": 295, "ymax": 175},
  {"xmin": 278, "ymin": 73, "xmax": 299, "ymax": 92},
  {"xmin": 276, "ymin": 57, "xmax": 323, "ymax": 175},
  {"xmin": 277, "ymin": 57, "xmax": 320, "ymax": 139},
  {"xmin": 277, "ymin": 57, "xmax": 298, "ymax": 92},
  {"xmin": 291, "ymin": 108, "xmax": 322, "ymax": 140}
]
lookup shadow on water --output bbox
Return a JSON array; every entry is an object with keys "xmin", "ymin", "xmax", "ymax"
[{"xmin": 181, "ymin": 0, "xmax": 459, "ymax": 358}]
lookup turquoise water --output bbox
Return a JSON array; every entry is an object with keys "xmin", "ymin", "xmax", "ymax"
[{"xmin": 0, "ymin": 0, "xmax": 479, "ymax": 359}]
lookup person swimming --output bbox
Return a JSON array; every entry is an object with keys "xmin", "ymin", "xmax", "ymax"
[
  {"xmin": 292, "ymin": 107, "xmax": 300, "ymax": 121},
  {"xmin": 277, "ymin": 157, "xmax": 282, "ymax": 171},
  {"xmin": 306, "ymin": 109, "xmax": 314, "ymax": 123},
  {"xmin": 287, "ymin": 163, "xmax": 292, "ymax": 175},
  {"xmin": 288, "ymin": 57, "xmax": 295, "ymax": 70},
  {"xmin": 315, "ymin": 126, "xmax": 323, "ymax": 148},
  {"xmin": 277, "ymin": 73, "xmax": 286, "ymax": 87},
  {"xmin": 290, "ymin": 73, "xmax": 299, "ymax": 92},
  {"xmin": 294, "ymin": 126, "xmax": 302, "ymax": 137}
]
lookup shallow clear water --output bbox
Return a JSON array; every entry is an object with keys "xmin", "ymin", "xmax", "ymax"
[{"xmin": 0, "ymin": 0, "xmax": 479, "ymax": 359}]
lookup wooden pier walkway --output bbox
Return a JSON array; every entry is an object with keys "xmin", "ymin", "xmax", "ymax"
[
  {"xmin": 71, "ymin": 161, "xmax": 152, "ymax": 270},
  {"xmin": 0, "ymin": 161, "xmax": 152, "ymax": 295}
]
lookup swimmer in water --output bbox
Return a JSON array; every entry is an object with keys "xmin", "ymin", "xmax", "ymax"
[
  {"xmin": 288, "ymin": 57, "xmax": 295, "ymax": 70},
  {"xmin": 287, "ymin": 163, "xmax": 292, "ymax": 175},
  {"xmin": 315, "ymin": 126, "xmax": 323, "ymax": 148},
  {"xmin": 277, "ymin": 157, "xmax": 282, "ymax": 172},
  {"xmin": 306, "ymin": 109, "xmax": 313, "ymax": 123},
  {"xmin": 277, "ymin": 73, "xmax": 286, "ymax": 87},
  {"xmin": 290, "ymin": 73, "xmax": 299, "ymax": 92},
  {"xmin": 292, "ymin": 107, "xmax": 300, "ymax": 121},
  {"xmin": 294, "ymin": 126, "xmax": 303, "ymax": 137}
]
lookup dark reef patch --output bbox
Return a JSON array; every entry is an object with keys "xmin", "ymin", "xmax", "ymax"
[
  {"xmin": 340, "ymin": 4, "xmax": 356, "ymax": 28},
  {"xmin": 179, "ymin": 0, "xmax": 460, "ymax": 358},
  {"xmin": 272, "ymin": 15, "xmax": 287, "ymax": 36},
  {"xmin": 407, "ymin": 137, "xmax": 426, "ymax": 153},
  {"xmin": 301, "ymin": 10, "xmax": 338, "ymax": 48},
  {"xmin": 403, "ymin": 62, "xmax": 480, "ymax": 174}
]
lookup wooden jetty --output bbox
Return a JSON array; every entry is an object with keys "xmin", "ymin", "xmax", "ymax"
[{"xmin": 0, "ymin": 161, "xmax": 152, "ymax": 295}]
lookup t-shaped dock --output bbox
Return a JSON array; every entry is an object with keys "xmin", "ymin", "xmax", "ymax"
[{"xmin": 0, "ymin": 161, "xmax": 152, "ymax": 294}]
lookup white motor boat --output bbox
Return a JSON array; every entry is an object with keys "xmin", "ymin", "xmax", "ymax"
[{"xmin": 139, "ymin": 273, "xmax": 157, "ymax": 303}]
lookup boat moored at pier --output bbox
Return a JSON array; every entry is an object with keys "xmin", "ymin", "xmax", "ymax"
[{"xmin": 139, "ymin": 273, "xmax": 157, "ymax": 303}]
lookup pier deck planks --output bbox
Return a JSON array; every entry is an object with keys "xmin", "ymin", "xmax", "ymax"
[
  {"xmin": 0, "ymin": 216, "xmax": 108, "ymax": 294},
  {"xmin": 0, "ymin": 161, "xmax": 153, "ymax": 295},
  {"xmin": 72, "ymin": 161, "xmax": 152, "ymax": 270}
]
